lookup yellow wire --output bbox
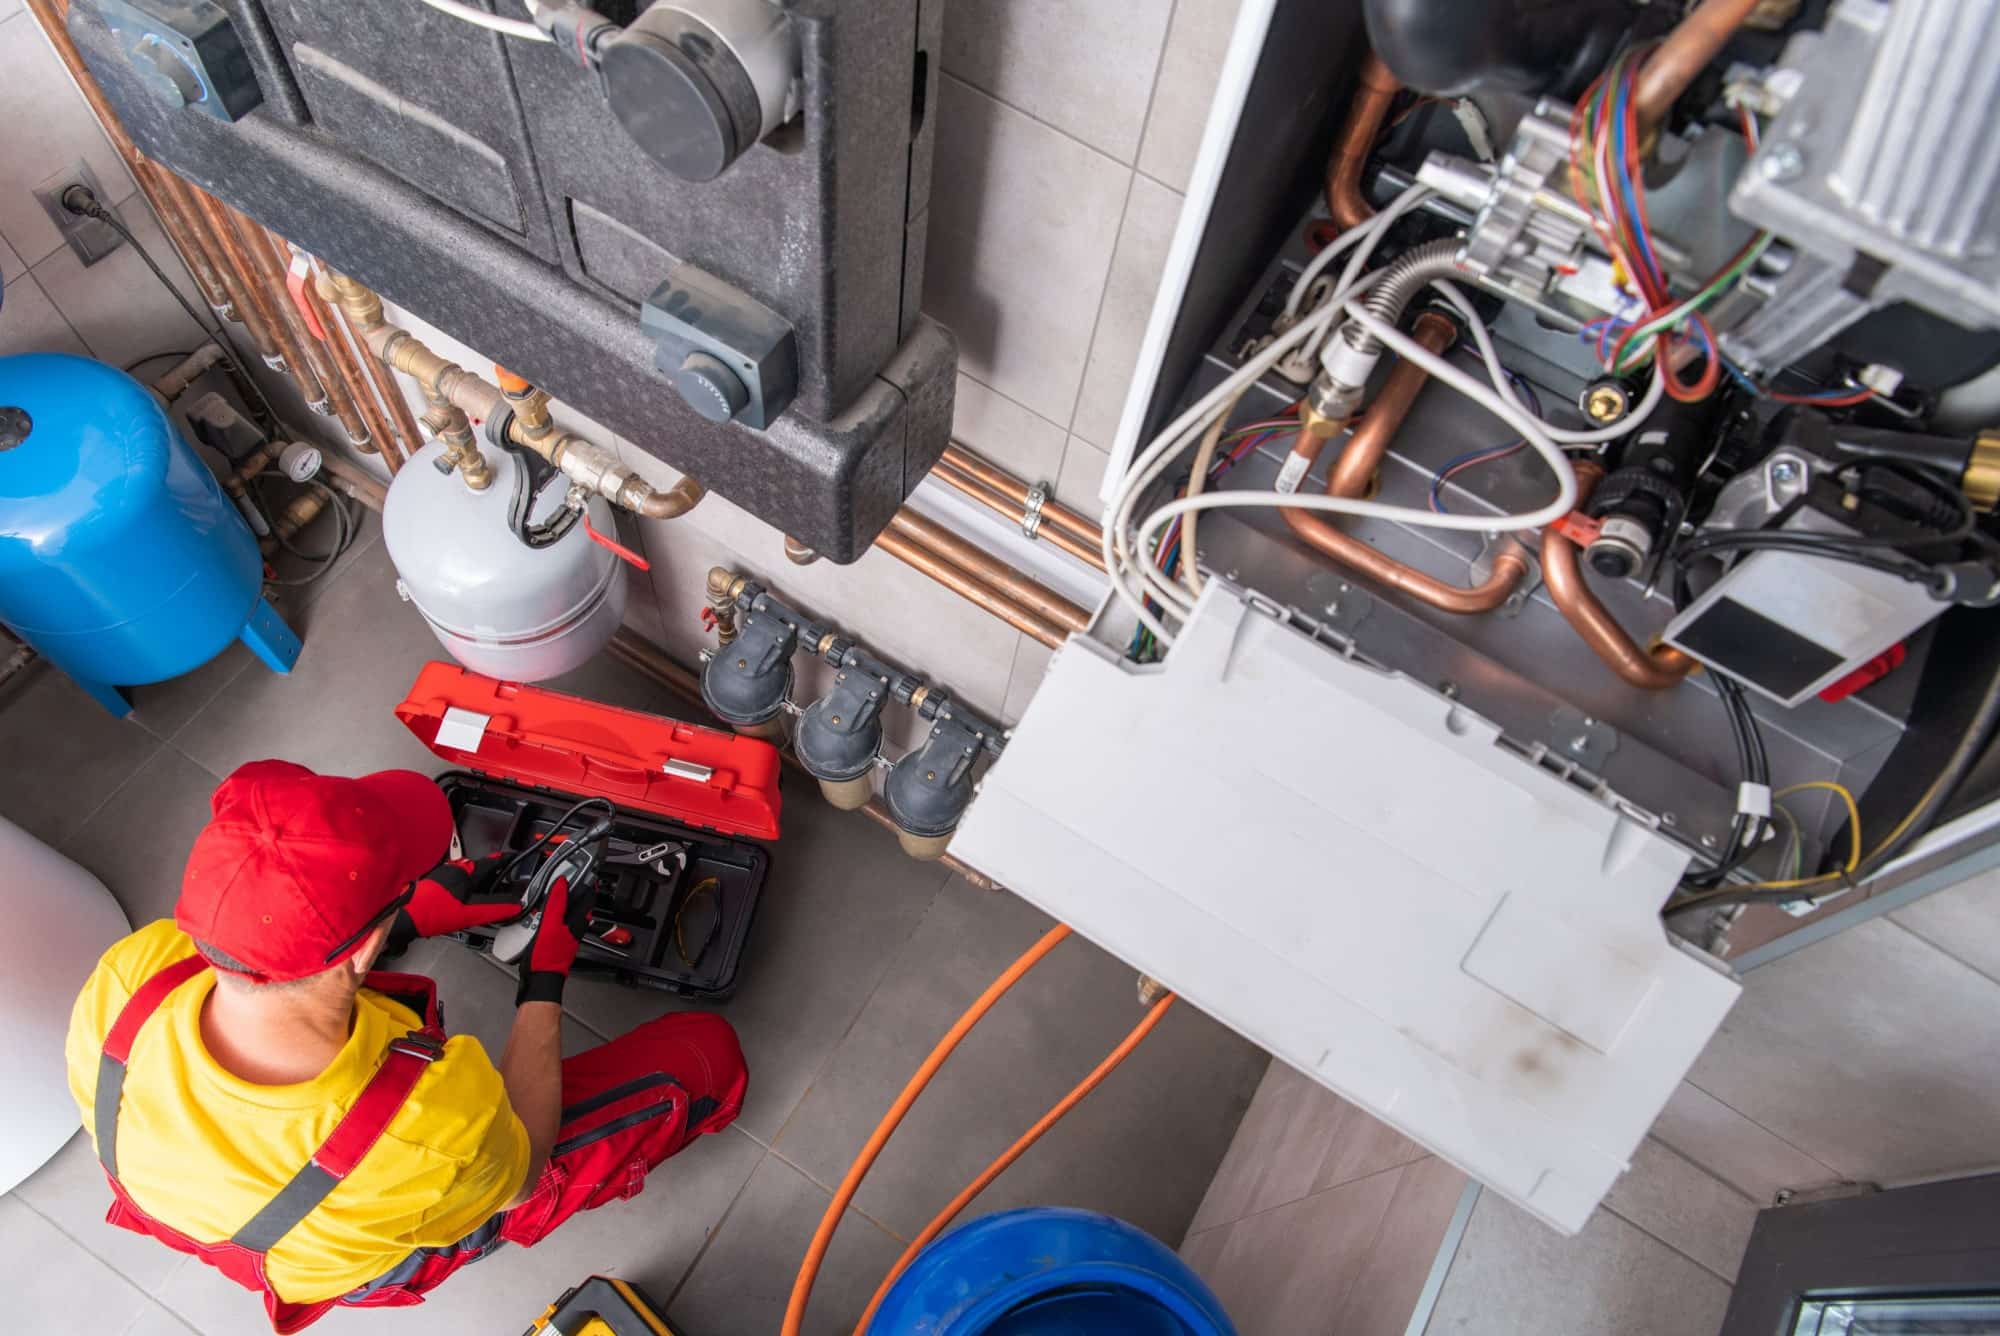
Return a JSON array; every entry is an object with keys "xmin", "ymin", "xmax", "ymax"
[
  {"xmin": 1774, "ymin": 782, "xmax": 1863, "ymax": 874},
  {"xmin": 1680, "ymin": 781, "xmax": 1866, "ymax": 900}
]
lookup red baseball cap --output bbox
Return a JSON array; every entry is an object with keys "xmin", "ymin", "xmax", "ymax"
[{"xmin": 177, "ymin": 760, "xmax": 453, "ymax": 982}]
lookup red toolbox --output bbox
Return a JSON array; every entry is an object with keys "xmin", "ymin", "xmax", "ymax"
[{"xmin": 395, "ymin": 663, "xmax": 782, "ymax": 1000}]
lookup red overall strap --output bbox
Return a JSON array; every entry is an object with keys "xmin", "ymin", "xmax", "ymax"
[
  {"xmin": 96, "ymin": 954, "xmax": 211, "ymax": 1180},
  {"xmin": 229, "ymin": 1028, "xmax": 446, "ymax": 1252}
]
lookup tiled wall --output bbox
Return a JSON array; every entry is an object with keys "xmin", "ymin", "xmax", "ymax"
[{"xmin": 0, "ymin": 9, "xmax": 208, "ymax": 379}]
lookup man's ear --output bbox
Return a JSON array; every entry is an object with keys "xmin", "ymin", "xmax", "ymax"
[{"xmin": 350, "ymin": 921, "xmax": 394, "ymax": 978}]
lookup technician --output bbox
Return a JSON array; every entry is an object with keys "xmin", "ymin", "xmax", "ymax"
[{"xmin": 65, "ymin": 759, "xmax": 747, "ymax": 1331}]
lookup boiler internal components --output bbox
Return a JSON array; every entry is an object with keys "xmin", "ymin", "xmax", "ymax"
[{"xmin": 1724, "ymin": 0, "xmax": 2000, "ymax": 375}]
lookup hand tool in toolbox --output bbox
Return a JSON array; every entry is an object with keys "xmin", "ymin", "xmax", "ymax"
[{"xmin": 394, "ymin": 662, "xmax": 782, "ymax": 999}]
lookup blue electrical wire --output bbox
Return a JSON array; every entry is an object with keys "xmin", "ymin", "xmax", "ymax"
[{"xmin": 1610, "ymin": 74, "xmax": 1667, "ymax": 295}]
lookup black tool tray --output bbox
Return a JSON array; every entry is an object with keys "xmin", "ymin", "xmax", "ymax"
[{"xmin": 433, "ymin": 770, "xmax": 767, "ymax": 1001}]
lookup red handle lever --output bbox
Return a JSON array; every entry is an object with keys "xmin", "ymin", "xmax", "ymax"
[
  {"xmin": 285, "ymin": 253, "xmax": 328, "ymax": 341},
  {"xmin": 584, "ymin": 514, "xmax": 651, "ymax": 571}
]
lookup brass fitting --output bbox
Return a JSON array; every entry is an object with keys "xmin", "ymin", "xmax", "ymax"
[
  {"xmin": 784, "ymin": 535, "xmax": 820, "ymax": 565},
  {"xmin": 1583, "ymin": 382, "xmax": 1631, "ymax": 425},
  {"xmin": 421, "ymin": 398, "xmax": 494, "ymax": 492},
  {"xmin": 320, "ymin": 270, "xmax": 383, "ymax": 333},
  {"xmin": 706, "ymin": 567, "xmax": 745, "ymax": 644},
  {"xmin": 1966, "ymin": 429, "xmax": 2000, "ymax": 512}
]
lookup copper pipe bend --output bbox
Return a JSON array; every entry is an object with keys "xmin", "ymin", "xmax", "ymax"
[
  {"xmin": 1541, "ymin": 462, "xmax": 1695, "ymax": 689},
  {"xmin": 1327, "ymin": 53, "xmax": 1401, "ymax": 234},
  {"xmin": 1632, "ymin": 0, "xmax": 1764, "ymax": 136},
  {"xmin": 1283, "ymin": 314, "xmax": 1527, "ymax": 614}
]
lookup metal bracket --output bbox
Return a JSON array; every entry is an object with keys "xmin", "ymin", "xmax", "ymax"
[
  {"xmin": 1548, "ymin": 706, "xmax": 1618, "ymax": 772},
  {"xmin": 1473, "ymin": 538, "xmax": 1542, "ymax": 617},
  {"xmin": 1021, "ymin": 481, "xmax": 1050, "ymax": 539},
  {"xmin": 1304, "ymin": 572, "xmax": 1376, "ymax": 637}
]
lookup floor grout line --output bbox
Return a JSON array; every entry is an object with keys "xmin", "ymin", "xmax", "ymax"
[
  {"xmin": 1682, "ymin": 1077, "xmax": 1849, "ymax": 1183},
  {"xmin": 763, "ymin": 1144, "xmax": 910, "ymax": 1245},
  {"xmin": 761, "ymin": 868, "xmax": 956, "ymax": 1152},
  {"xmin": 661, "ymin": 1144, "xmax": 769, "ymax": 1311},
  {"xmin": 1640, "ymin": 1133, "xmax": 1763, "ymax": 1208},
  {"xmin": 11, "ymin": 1192, "xmax": 176, "ymax": 1312},
  {"xmin": 1598, "ymin": 1197, "xmax": 1745, "ymax": 1289},
  {"xmin": 1881, "ymin": 912, "xmax": 2000, "ymax": 992}
]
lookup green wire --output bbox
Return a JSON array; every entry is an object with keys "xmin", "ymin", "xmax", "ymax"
[{"xmin": 1610, "ymin": 233, "xmax": 1774, "ymax": 372}]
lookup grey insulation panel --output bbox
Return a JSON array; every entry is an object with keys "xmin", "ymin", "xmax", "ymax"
[{"xmin": 67, "ymin": 0, "xmax": 954, "ymax": 563}]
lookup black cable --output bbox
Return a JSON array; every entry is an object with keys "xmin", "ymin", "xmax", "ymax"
[
  {"xmin": 61, "ymin": 186, "xmax": 281, "ymax": 430},
  {"xmin": 1676, "ymin": 530, "xmax": 1954, "ymax": 593},
  {"xmin": 1668, "ymin": 654, "xmax": 2000, "ymax": 915},
  {"xmin": 124, "ymin": 348, "xmax": 195, "ymax": 375},
  {"xmin": 503, "ymin": 797, "xmax": 617, "ymax": 881},
  {"xmin": 255, "ymin": 476, "xmax": 355, "ymax": 586}
]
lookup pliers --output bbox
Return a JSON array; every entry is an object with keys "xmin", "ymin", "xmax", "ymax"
[{"xmin": 603, "ymin": 840, "xmax": 688, "ymax": 878}]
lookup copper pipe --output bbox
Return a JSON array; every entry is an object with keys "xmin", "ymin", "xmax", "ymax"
[
  {"xmin": 1632, "ymin": 0, "xmax": 1763, "ymax": 136},
  {"xmin": 272, "ymin": 232, "xmax": 402, "ymax": 467},
  {"xmin": 337, "ymin": 296, "xmax": 427, "ymax": 460},
  {"xmin": 223, "ymin": 203, "xmax": 372, "ymax": 448},
  {"xmin": 938, "ymin": 446, "xmax": 1102, "ymax": 548},
  {"xmin": 319, "ymin": 453, "xmax": 389, "ymax": 511},
  {"xmin": 1326, "ymin": 52, "xmax": 1401, "ymax": 233},
  {"xmin": 872, "ymin": 528, "xmax": 1068, "ymax": 648},
  {"xmin": 135, "ymin": 163, "xmax": 231, "ymax": 314},
  {"xmin": 1327, "ymin": 312, "xmax": 1456, "ymax": 498},
  {"xmin": 602, "ymin": 628, "xmax": 1004, "ymax": 890},
  {"xmin": 273, "ymin": 235, "xmax": 399, "ymax": 464},
  {"xmin": 1281, "ymin": 318, "xmax": 1529, "ymax": 614},
  {"xmin": 931, "ymin": 463, "xmax": 1107, "ymax": 570},
  {"xmin": 1542, "ymin": 462, "xmax": 1696, "ymax": 689},
  {"xmin": 191, "ymin": 190, "xmax": 321, "ymax": 405},
  {"xmin": 887, "ymin": 511, "xmax": 1092, "ymax": 633},
  {"xmin": 168, "ymin": 176, "xmax": 282, "ymax": 365}
]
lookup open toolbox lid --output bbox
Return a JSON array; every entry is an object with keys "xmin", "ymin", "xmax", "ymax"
[{"xmin": 395, "ymin": 662, "xmax": 782, "ymax": 840}]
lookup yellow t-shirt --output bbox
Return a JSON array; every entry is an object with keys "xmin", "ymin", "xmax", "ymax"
[{"xmin": 66, "ymin": 921, "xmax": 531, "ymax": 1304}]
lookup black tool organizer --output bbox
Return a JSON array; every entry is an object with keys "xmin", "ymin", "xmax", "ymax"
[{"xmin": 435, "ymin": 771, "xmax": 766, "ymax": 1001}]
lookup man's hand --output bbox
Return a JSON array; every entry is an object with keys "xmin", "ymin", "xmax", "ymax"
[
  {"xmin": 515, "ymin": 875, "xmax": 596, "ymax": 1006},
  {"xmin": 393, "ymin": 853, "xmax": 523, "ymax": 947}
]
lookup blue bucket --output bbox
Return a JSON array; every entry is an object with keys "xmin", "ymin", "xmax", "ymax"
[{"xmin": 865, "ymin": 1207, "xmax": 1236, "ymax": 1336}]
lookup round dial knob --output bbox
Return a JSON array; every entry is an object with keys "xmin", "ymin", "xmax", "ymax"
[{"xmin": 674, "ymin": 352, "xmax": 749, "ymax": 424}]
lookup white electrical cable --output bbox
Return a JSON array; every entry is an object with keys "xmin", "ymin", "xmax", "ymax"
[
  {"xmin": 1428, "ymin": 280, "xmax": 1667, "ymax": 445},
  {"xmin": 1282, "ymin": 186, "xmax": 1435, "ymax": 321},
  {"xmin": 1129, "ymin": 300, "xmax": 1580, "ymax": 598},
  {"xmin": 1105, "ymin": 193, "xmax": 1430, "ymax": 638},
  {"xmin": 413, "ymin": 0, "xmax": 551, "ymax": 41}
]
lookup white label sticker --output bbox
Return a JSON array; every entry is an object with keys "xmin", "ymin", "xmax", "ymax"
[
  {"xmin": 436, "ymin": 707, "xmax": 491, "ymax": 754},
  {"xmin": 1273, "ymin": 451, "xmax": 1311, "ymax": 495}
]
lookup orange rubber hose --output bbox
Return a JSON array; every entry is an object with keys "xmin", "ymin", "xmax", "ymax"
[
  {"xmin": 851, "ymin": 993, "xmax": 1179, "ymax": 1335},
  {"xmin": 781, "ymin": 922, "xmax": 1074, "ymax": 1336}
]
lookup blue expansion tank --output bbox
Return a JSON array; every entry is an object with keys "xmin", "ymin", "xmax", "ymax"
[
  {"xmin": 0, "ymin": 352, "xmax": 299, "ymax": 717},
  {"xmin": 866, "ymin": 1207, "xmax": 1238, "ymax": 1336}
]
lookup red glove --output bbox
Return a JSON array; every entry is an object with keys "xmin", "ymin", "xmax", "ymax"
[
  {"xmin": 515, "ymin": 875, "xmax": 597, "ymax": 1005},
  {"xmin": 393, "ymin": 853, "xmax": 522, "ymax": 947}
]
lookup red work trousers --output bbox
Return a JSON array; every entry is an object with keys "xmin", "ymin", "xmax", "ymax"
[{"xmin": 342, "ymin": 1009, "xmax": 747, "ymax": 1309}]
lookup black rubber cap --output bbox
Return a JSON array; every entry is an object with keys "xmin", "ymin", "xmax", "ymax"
[
  {"xmin": 0, "ymin": 407, "xmax": 30, "ymax": 451},
  {"xmin": 674, "ymin": 352, "xmax": 749, "ymax": 423},
  {"xmin": 599, "ymin": 29, "xmax": 738, "ymax": 183}
]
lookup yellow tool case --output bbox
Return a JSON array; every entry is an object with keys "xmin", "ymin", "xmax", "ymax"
[{"xmin": 523, "ymin": 1275, "xmax": 686, "ymax": 1336}]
